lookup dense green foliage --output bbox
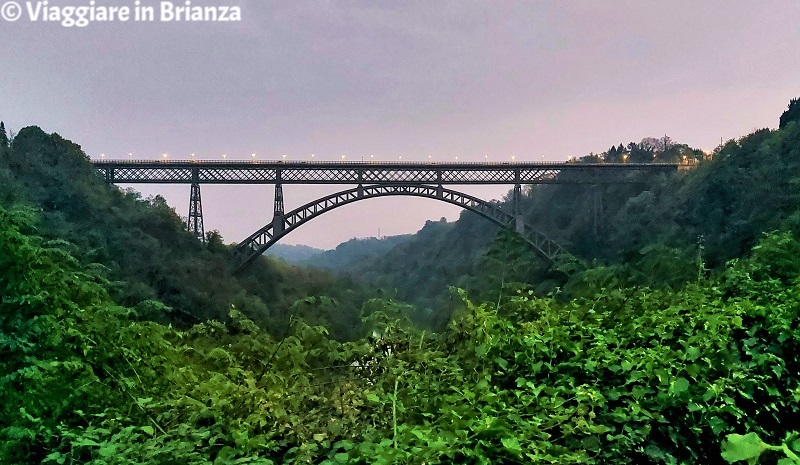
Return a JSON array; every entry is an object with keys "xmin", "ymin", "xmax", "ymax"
[{"xmin": 3, "ymin": 206, "xmax": 800, "ymax": 463}]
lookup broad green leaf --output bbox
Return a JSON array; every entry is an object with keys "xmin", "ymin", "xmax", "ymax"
[
  {"xmin": 670, "ymin": 377, "xmax": 690, "ymax": 396},
  {"xmin": 502, "ymin": 437, "xmax": 523, "ymax": 455},
  {"xmin": 721, "ymin": 433, "xmax": 767, "ymax": 463},
  {"xmin": 495, "ymin": 357, "xmax": 509, "ymax": 370}
]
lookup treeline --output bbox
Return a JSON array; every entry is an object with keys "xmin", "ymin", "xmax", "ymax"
[{"xmin": 0, "ymin": 124, "xmax": 377, "ymax": 340}]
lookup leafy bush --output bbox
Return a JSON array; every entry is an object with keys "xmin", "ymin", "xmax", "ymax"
[{"xmin": 4, "ymin": 204, "xmax": 800, "ymax": 463}]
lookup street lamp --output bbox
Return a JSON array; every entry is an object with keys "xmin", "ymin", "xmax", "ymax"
[
  {"xmin": 162, "ymin": 153, "xmax": 168, "ymax": 161},
  {"xmin": 100, "ymin": 153, "xmax": 106, "ymax": 160},
  {"xmin": 222, "ymin": 153, "xmax": 227, "ymax": 160},
  {"xmin": 251, "ymin": 153, "xmax": 256, "ymax": 160},
  {"xmin": 428, "ymin": 155, "xmax": 432, "ymax": 163},
  {"xmin": 511, "ymin": 155, "xmax": 516, "ymax": 163},
  {"xmin": 127, "ymin": 152, "xmax": 133, "ymax": 160},
  {"xmin": 455, "ymin": 155, "xmax": 459, "ymax": 162},
  {"xmin": 283, "ymin": 154, "xmax": 287, "ymax": 161},
  {"xmin": 541, "ymin": 154, "xmax": 545, "ymax": 163},
  {"xmin": 341, "ymin": 155, "xmax": 346, "ymax": 161},
  {"xmin": 311, "ymin": 153, "xmax": 316, "ymax": 161},
  {"xmin": 484, "ymin": 155, "xmax": 488, "ymax": 163}
]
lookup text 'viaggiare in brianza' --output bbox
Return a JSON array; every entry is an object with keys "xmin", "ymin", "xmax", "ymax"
[{"xmin": 1, "ymin": 1, "xmax": 242, "ymax": 27}]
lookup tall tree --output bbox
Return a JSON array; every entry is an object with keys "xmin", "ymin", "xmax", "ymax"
[
  {"xmin": 0, "ymin": 121, "xmax": 8, "ymax": 148},
  {"xmin": 779, "ymin": 98, "xmax": 800, "ymax": 129}
]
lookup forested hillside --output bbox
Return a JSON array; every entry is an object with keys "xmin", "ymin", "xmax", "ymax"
[
  {"xmin": 2, "ymin": 99, "xmax": 800, "ymax": 463},
  {"xmin": 0, "ymin": 125, "xmax": 376, "ymax": 340}
]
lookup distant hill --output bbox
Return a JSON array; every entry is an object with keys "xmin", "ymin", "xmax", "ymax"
[
  {"xmin": 302, "ymin": 234, "xmax": 414, "ymax": 271},
  {"xmin": 265, "ymin": 235, "xmax": 415, "ymax": 269},
  {"xmin": 265, "ymin": 243, "xmax": 324, "ymax": 263}
]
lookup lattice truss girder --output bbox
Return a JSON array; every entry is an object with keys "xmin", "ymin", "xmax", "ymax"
[
  {"xmin": 96, "ymin": 162, "xmax": 676, "ymax": 185},
  {"xmin": 234, "ymin": 184, "xmax": 567, "ymax": 271}
]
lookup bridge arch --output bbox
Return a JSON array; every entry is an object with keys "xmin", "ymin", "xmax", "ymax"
[{"xmin": 233, "ymin": 184, "xmax": 569, "ymax": 271}]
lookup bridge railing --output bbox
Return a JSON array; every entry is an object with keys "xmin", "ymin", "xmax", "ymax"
[{"xmin": 92, "ymin": 159, "xmax": 681, "ymax": 167}]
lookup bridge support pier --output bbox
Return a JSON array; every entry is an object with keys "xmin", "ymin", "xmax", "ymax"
[
  {"xmin": 272, "ymin": 175, "xmax": 285, "ymax": 235},
  {"xmin": 513, "ymin": 183, "xmax": 524, "ymax": 233},
  {"xmin": 187, "ymin": 171, "xmax": 205, "ymax": 243}
]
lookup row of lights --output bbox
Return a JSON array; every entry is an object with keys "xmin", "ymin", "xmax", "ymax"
[{"xmin": 101, "ymin": 153, "xmax": 549, "ymax": 162}]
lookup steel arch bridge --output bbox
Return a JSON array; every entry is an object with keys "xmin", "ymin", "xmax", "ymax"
[
  {"xmin": 232, "ymin": 184, "xmax": 567, "ymax": 271},
  {"xmin": 92, "ymin": 159, "xmax": 682, "ymax": 270}
]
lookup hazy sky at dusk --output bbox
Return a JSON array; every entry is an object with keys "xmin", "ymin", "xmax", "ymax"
[{"xmin": 2, "ymin": 1, "xmax": 799, "ymax": 248}]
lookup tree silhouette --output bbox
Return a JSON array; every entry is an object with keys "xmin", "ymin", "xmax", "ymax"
[
  {"xmin": 779, "ymin": 98, "xmax": 800, "ymax": 129},
  {"xmin": 0, "ymin": 121, "xmax": 8, "ymax": 148}
]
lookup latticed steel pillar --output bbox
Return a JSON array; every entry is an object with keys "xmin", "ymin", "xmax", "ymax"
[
  {"xmin": 187, "ymin": 177, "xmax": 205, "ymax": 243},
  {"xmin": 272, "ymin": 170, "xmax": 285, "ymax": 234},
  {"xmin": 513, "ymin": 183, "xmax": 523, "ymax": 233}
]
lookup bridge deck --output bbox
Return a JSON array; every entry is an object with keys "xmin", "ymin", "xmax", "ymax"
[{"xmin": 92, "ymin": 160, "xmax": 680, "ymax": 185}]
